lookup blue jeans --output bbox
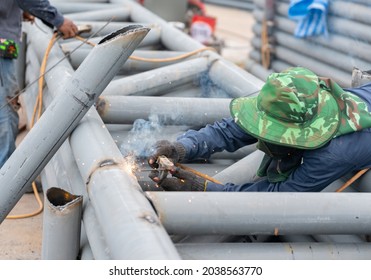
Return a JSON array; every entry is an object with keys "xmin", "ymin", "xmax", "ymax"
[{"xmin": 0, "ymin": 58, "xmax": 19, "ymax": 168}]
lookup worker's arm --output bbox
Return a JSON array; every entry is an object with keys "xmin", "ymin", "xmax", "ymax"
[
  {"xmin": 16, "ymin": 0, "xmax": 77, "ymax": 38},
  {"xmin": 176, "ymin": 117, "xmax": 258, "ymax": 161},
  {"xmin": 345, "ymin": 82, "xmax": 371, "ymax": 106},
  {"xmin": 207, "ymin": 128, "xmax": 371, "ymax": 192}
]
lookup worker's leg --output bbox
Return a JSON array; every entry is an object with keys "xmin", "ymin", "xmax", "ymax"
[
  {"xmin": 206, "ymin": 178, "xmax": 271, "ymax": 192},
  {"xmin": 0, "ymin": 58, "xmax": 20, "ymax": 168}
]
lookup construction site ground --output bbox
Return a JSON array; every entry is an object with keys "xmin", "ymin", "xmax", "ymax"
[{"xmin": 0, "ymin": 4, "xmax": 255, "ymax": 260}]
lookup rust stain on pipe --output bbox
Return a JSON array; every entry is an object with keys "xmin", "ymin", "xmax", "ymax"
[{"xmin": 95, "ymin": 97, "xmax": 108, "ymax": 117}]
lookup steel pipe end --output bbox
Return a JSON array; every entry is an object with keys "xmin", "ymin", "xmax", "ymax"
[{"xmin": 98, "ymin": 25, "xmax": 151, "ymax": 45}]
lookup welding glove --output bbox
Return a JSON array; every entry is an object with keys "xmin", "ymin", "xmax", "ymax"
[
  {"xmin": 149, "ymin": 167, "xmax": 206, "ymax": 191},
  {"xmin": 148, "ymin": 140, "xmax": 186, "ymax": 169}
]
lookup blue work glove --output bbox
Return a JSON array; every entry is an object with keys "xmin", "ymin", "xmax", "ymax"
[{"xmin": 149, "ymin": 167, "xmax": 206, "ymax": 192}]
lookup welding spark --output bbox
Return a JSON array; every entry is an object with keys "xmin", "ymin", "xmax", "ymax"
[
  {"xmin": 123, "ymin": 153, "xmax": 153, "ymax": 176},
  {"xmin": 122, "ymin": 153, "xmax": 140, "ymax": 175}
]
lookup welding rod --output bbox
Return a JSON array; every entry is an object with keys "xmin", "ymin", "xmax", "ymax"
[{"xmin": 176, "ymin": 163, "xmax": 222, "ymax": 184}]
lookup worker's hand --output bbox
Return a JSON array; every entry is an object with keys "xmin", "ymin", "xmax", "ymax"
[
  {"xmin": 148, "ymin": 140, "xmax": 186, "ymax": 169},
  {"xmin": 22, "ymin": 12, "xmax": 35, "ymax": 23},
  {"xmin": 149, "ymin": 167, "xmax": 206, "ymax": 191},
  {"xmin": 57, "ymin": 18, "xmax": 78, "ymax": 39}
]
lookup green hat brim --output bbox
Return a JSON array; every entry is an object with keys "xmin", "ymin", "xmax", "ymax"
[{"xmin": 230, "ymin": 89, "xmax": 340, "ymax": 149}]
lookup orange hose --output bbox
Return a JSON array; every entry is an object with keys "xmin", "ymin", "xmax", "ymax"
[
  {"xmin": 335, "ymin": 168, "xmax": 369, "ymax": 192},
  {"xmin": 175, "ymin": 163, "xmax": 222, "ymax": 184},
  {"xmin": 6, "ymin": 33, "xmax": 59, "ymax": 219}
]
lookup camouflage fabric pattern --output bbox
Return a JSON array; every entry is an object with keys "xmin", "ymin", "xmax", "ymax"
[
  {"xmin": 322, "ymin": 78, "xmax": 371, "ymax": 137},
  {"xmin": 230, "ymin": 67, "xmax": 340, "ymax": 149}
]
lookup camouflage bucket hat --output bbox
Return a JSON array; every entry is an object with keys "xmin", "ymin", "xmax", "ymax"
[{"xmin": 230, "ymin": 67, "xmax": 340, "ymax": 149}]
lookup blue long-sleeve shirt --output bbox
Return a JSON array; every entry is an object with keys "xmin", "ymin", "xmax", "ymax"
[
  {"xmin": 176, "ymin": 82, "xmax": 371, "ymax": 192},
  {"xmin": 0, "ymin": 0, "xmax": 64, "ymax": 43}
]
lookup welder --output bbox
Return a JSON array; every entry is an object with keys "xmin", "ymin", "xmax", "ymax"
[{"xmin": 148, "ymin": 67, "xmax": 371, "ymax": 192}]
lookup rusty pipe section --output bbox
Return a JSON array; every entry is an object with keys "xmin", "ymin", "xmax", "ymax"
[
  {"xmin": 42, "ymin": 187, "xmax": 83, "ymax": 260},
  {"xmin": 0, "ymin": 25, "xmax": 150, "ymax": 222}
]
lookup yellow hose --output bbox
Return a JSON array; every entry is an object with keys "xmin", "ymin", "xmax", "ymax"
[
  {"xmin": 74, "ymin": 35, "xmax": 216, "ymax": 62},
  {"xmin": 6, "ymin": 33, "xmax": 59, "ymax": 219},
  {"xmin": 175, "ymin": 163, "xmax": 222, "ymax": 184},
  {"xmin": 335, "ymin": 168, "xmax": 369, "ymax": 193}
]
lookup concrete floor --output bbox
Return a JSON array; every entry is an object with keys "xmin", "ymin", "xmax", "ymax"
[
  {"xmin": 206, "ymin": 4, "xmax": 255, "ymax": 66},
  {"xmin": 0, "ymin": 4, "xmax": 255, "ymax": 260}
]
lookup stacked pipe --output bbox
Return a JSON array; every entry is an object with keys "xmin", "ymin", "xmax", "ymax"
[
  {"xmin": 247, "ymin": 0, "xmax": 371, "ymax": 87},
  {"xmin": 4, "ymin": 0, "xmax": 371, "ymax": 260},
  {"xmin": 204, "ymin": 0, "xmax": 255, "ymax": 10}
]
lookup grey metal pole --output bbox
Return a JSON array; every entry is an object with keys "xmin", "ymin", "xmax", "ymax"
[
  {"xmin": 42, "ymin": 187, "xmax": 83, "ymax": 260},
  {"xmin": 253, "ymin": 8, "xmax": 371, "ymax": 64},
  {"xmin": 213, "ymin": 150, "xmax": 263, "ymax": 184},
  {"xmin": 70, "ymin": 22, "xmax": 157, "ymax": 38},
  {"xmin": 280, "ymin": 2, "xmax": 371, "ymax": 43},
  {"xmin": 254, "ymin": 25, "xmax": 371, "ymax": 74},
  {"xmin": 26, "ymin": 21, "xmax": 179, "ymax": 259},
  {"xmin": 274, "ymin": 46, "xmax": 352, "ymax": 88},
  {"xmin": 69, "ymin": 109, "xmax": 181, "ymax": 259},
  {"xmin": 312, "ymin": 235, "xmax": 366, "ymax": 244},
  {"xmin": 100, "ymin": 57, "xmax": 209, "ymax": 96},
  {"xmin": 112, "ymin": 0, "xmax": 264, "ymax": 97},
  {"xmin": 176, "ymin": 242, "xmax": 371, "ymax": 260},
  {"xmin": 204, "ymin": 0, "xmax": 255, "ymax": 10},
  {"xmin": 245, "ymin": 59, "xmax": 272, "ymax": 81},
  {"xmin": 52, "ymin": 2, "xmax": 121, "ymax": 14},
  {"xmin": 43, "ymin": 140, "xmax": 112, "ymax": 260},
  {"xmin": 67, "ymin": 49, "xmax": 188, "ymax": 73},
  {"xmin": 279, "ymin": 0, "xmax": 371, "ymax": 25},
  {"xmin": 60, "ymin": 28, "xmax": 161, "ymax": 51},
  {"xmin": 147, "ymin": 192, "xmax": 371, "ymax": 235},
  {"xmin": 64, "ymin": 7, "xmax": 130, "ymax": 22},
  {"xmin": 208, "ymin": 53, "xmax": 264, "ymax": 98},
  {"xmin": 96, "ymin": 96, "xmax": 231, "ymax": 125},
  {"xmin": 0, "ymin": 25, "xmax": 150, "ymax": 222},
  {"xmin": 250, "ymin": 37, "xmax": 352, "ymax": 87}
]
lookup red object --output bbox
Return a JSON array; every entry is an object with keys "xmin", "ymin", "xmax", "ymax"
[
  {"xmin": 190, "ymin": 14, "xmax": 217, "ymax": 43},
  {"xmin": 191, "ymin": 14, "xmax": 216, "ymax": 32}
]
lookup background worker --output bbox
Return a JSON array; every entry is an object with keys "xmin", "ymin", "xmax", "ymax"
[
  {"xmin": 0, "ymin": 0, "xmax": 78, "ymax": 168},
  {"xmin": 148, "ymin": 67, "xmax": 371, "ymax": 192}
]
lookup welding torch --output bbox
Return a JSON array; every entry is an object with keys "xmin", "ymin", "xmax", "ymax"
[{"xmin": 145, "ymin": 155, "xmax": 222, "ymax": 184}]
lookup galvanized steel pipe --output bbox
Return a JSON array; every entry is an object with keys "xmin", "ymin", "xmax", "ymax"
[
  {"xmin": 69, "ymin": 109, "xmax": 181, "ymax": 259},
  {"xmin": 60, "ymin": 28, "xmax": 161, "ymax": 51},
  {"xmin": 42, "ymin": 187, "xmax": 83, "ymax": 260},
  {"xmin": 176, "ymin": 242, "xmax": 371, "ymax": 260},
  {"xmin": 253, "ymin": 7, "xmax": 371, "ymax": 63},
  {"xmin": 96, "ymin": 96, "xmax": 231, "ymax": 125},
  {"xmin": 64, "ymin": 7, "xmax": 130, "ymax": 22},
  {"xmin": 100, "ymin": 57, "xmax": 209, "ymax": 96},
  {"xmin": 147, "ymin": 192, "xmax": 371, "ymax": 235},
  {"xmin": 0, "ymin": 25, "xmax": 149, "ymax": 221}
]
